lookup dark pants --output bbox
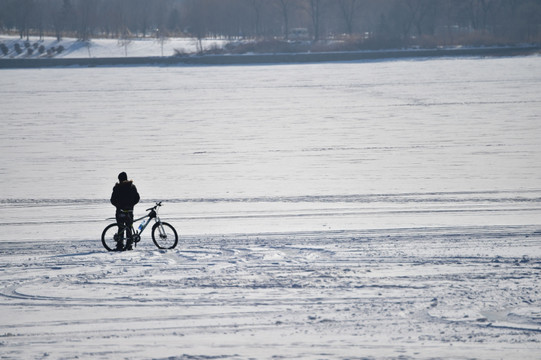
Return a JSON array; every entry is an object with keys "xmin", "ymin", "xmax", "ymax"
[{"xmin": 116, "ymin": 210, "xmax": 134, "ymax": 242}]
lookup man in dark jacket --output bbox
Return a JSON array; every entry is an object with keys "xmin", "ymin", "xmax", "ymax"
[{"xmin": 110, "ymin": 172, "xmax": 140, "ymax": 250}]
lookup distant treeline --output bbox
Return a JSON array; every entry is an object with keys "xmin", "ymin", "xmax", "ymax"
[{"xmin": 1, "ymin": 0, "xmax": 540, "ymax": 48}]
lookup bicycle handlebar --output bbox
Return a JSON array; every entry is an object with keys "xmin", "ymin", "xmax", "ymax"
[{"xmin": 145, "ymin": 201, "xmax": 163, "ymax": 212}]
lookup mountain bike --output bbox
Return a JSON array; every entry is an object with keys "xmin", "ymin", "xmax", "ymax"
[{"xmin": 101, "ymin": 201, "xmax": 178, "ymax": 251}]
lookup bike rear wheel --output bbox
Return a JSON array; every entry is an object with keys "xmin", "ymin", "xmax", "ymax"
[
  {"xmin": 151, "ymin": 222, "xmax": 178, "ymax": 249},
  {"xmin": 101, "ymin": 223, "xmax": 126, "ymax": 251}
]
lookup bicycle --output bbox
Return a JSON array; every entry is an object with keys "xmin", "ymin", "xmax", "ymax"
[{"xmin": 101, "ymin": 201, "xmax": 178, "ymax": 251}]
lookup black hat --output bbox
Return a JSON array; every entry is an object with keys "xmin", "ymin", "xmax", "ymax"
[{"xmin": 118, "ymin": 172, "xmax": 128, "ymax": 182}]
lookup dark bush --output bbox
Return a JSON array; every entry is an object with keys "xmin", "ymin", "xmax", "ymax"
[
  {"xmin": 454, "ymin": 31, "xmax": 508, "ymax": 47},
  {"xmin": 56, "ymin": 45, "xmax": 64, "ymax": 54},
  {"xmin": 225, "ymin": 39, "xmax": 308, "ymax": 54},
  {"xmin": 14, "ymin": 43, "xmax": 22, "ymax": 54},
  {"xmin": 204, "ymin": 43, "xmax": 226, "ymax": 55},
  {"xmin": 27, "ymin": 48, "xmax": 33, "ymax": 55},
  {"xmin": 355, "ymin": 37, "xmax": 404, "ymax": 50},
  {"xmin": 173, "ymin": 48, "xmax": 189, "ymax": 57},
  {"xmin": 38, "ymin": 45, "xmax": 45, "ymax": 54},
  {"xmin": 0, "ymin": 43, "xmax": 8, "ymax": 56}
]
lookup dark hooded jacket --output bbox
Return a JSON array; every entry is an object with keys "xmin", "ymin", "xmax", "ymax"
[{"xmin": 110, "ymin": 180, "xmax": 140, "ymax": 211}]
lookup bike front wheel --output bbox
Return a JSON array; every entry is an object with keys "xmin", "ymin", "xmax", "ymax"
[
  {"xmin": 101, "ymin": 223, "xmax": 125, "ymax": 251},
  {"xmin": 151, "ymin": 222, "xmax": 178, "ymax": 249}
]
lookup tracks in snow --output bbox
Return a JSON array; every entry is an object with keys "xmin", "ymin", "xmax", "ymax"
[{"xmin": 0, "ymin": 226, "xmax": 540, "ymax": 358}]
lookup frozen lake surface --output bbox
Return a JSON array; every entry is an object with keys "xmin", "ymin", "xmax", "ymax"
[{"xmin": 1, "ymin": 57, "xmax": 540, "ymax": 359}]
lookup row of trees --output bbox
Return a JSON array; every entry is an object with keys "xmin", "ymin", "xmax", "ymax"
[{"xmin": 1, "ymin": 0, "xmax": 540, "ymax": 46}]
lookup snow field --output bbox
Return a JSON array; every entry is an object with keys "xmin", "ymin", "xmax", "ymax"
[
  {"xmin": 1, "ymin": 226, "xmax": 540, "ymax": 359},
  {"xmin": 1, "ymin": 55, "xmax": 541, "ymax": 358}
]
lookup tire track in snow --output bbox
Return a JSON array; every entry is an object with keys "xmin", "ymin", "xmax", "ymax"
[{"xmin": 1, "ymin": 226, "xmax": 540, "ymax": 359}]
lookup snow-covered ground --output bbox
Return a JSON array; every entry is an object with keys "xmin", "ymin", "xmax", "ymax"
[
  {"xmin": 0, "ymin": 35, "xmax": 226, "ymax": 58},
  {"xmin": 1, "ymin": 56, "xmax": 540, "ymax": 359}
]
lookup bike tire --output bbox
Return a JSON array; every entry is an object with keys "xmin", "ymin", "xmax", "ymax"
[
  {"xmin": 101, "ymin": 223, "xmax": 125, "ymax": 251},
  {"xmin": 151, "ymin": 222, "xmax": 178, "ymax": 249}
]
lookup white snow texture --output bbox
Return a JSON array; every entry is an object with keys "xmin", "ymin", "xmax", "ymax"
[{"xmin": 1, "ymin": 52, "xmax": 540, "ymax": 359}]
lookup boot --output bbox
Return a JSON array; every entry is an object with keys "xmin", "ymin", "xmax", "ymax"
[
  {"xmin": 114, "ymin": 233, "xmax": 124, "ymax": 251},
  {"xmin": 125, "ymin": 235, "xmax": 133, "ymax": 251}
]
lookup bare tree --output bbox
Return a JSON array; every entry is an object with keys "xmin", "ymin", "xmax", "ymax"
[
  {"xmin": 118, "ymin": 36, "xmax": 132, "ymax": 56},
  {"xmin": 406, "ymin": 0, "xmax": 438, "ymax": 37},
  {"xmin": 131, "ymin": 0, "xmax": 152, "ymax": 37},
  {"xmin": 305, "ymin": 0, "xmax": 323, "ymax": 41},
  {"xmin": 14, "ymin": 0, "xmax": 35, "ymax": 40},
  {"xmin": 33, "ymin": 0, "xmax": 49, "ymax": 40},
  {"xmin": 157, "ymin": 30, "xmax": 169, "ymax": 56},
  {"xmin": 167, "ymin": 7, "xmax": 182, "ymax": 34},
  {"xmin": 517, "ymin": 0, "xmax": 541, "ymax": 40},
  {"xmin": 248, "ymin": 0, "xmax": 264, "ymax": 37},
  {"xmin": 276, "ymin": 0, "xmax": 294, "ymax": 39},
  {"xmin": 338, "ymin": 0, "xmax": 358, "ymax": 35},
  {"xmin": 467, "ymin": 0, "xmax": 495, "ymax": 31},
  {"xmin": 187, "ymin": 0, "xmax": 208, "ymax": 53},
  {"xmin": 0, "ymin": 0, "xmax": 538, "ymax": 49},
  {"xmin": 77, "ymin": 0, "xmax": 98, "ymax": 41},
  {"xmin": 53, "ymin": 0, "xmax": 75, "ymax": 41}
]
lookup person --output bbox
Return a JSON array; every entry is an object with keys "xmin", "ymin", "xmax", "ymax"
[{"xmin": 110, "ymin": 172, "xmax": 140, "ymax": 250}]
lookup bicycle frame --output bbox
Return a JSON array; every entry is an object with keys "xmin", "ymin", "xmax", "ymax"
[
  {"xmin": 130, "ymin": 203, "xmax": 163, "ymax": 243},
  {"xmin": 102, "ymin": 201, "xmax": 178, "ymax": 251},
  {"xmin": 133, "ymin": 212, "xmax": 153, "ymax": 235}
]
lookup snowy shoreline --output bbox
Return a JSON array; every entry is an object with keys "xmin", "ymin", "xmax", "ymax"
[{"xmin": 1, "ymin": 44, "xmax": 540, "ymax": 68}]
